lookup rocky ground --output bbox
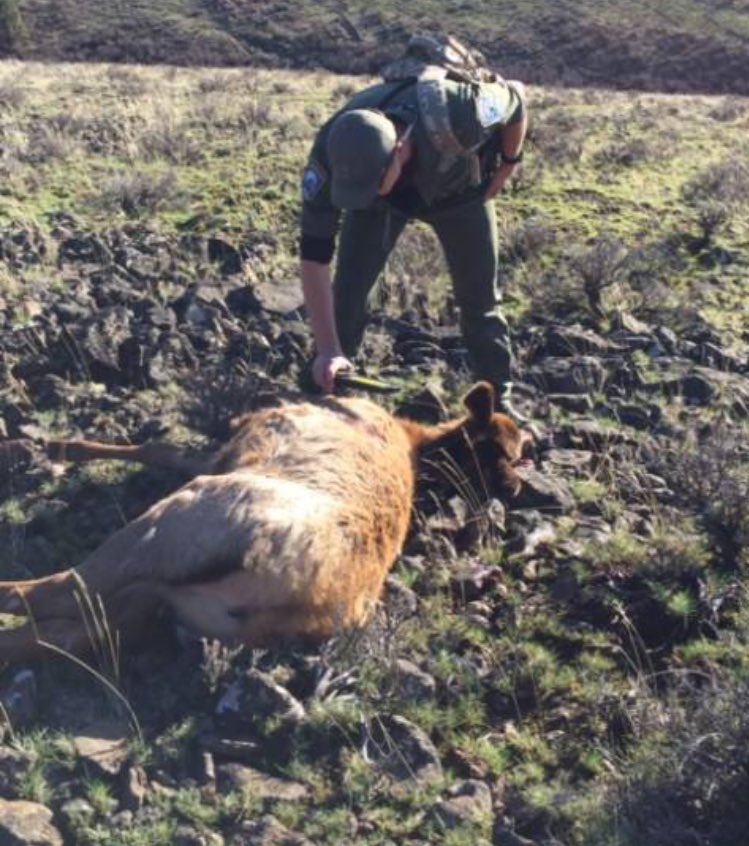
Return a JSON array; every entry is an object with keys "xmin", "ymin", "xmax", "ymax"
[
  {"xmin": 0, "ymin": 214, "xmax": 747, "ymax": 845},
  {"xmin": 0, "ymin": 57, "xmax": 747, "ymax": 846}
]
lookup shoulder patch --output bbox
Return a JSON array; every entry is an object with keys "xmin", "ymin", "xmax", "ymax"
[
  {"xmin": 476, "ymin": 91, "xmax": 507, "ymax": 128},
  {"xmin": 302, "ymin": 162, "xmax": 327, "ymax": 202}
]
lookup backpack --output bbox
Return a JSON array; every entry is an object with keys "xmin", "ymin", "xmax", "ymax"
[
  {"xmin": 380, "ymin": 33, "xmax": 504, "ymax": 166},
  {"xmin": 381, "ymin": 33, "xmax": 502, "ymax": 86}
]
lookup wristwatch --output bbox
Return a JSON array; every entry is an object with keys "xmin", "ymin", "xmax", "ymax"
[{"xmin": 501, "ymin": 150, "xmax": 524, "ymax": 165}]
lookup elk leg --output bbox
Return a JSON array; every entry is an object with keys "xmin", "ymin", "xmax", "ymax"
[
  {"xmin": 166, "ymin": 571, "xmax": 356, "ymax": 645},
  {"xmin": 0, "ymin": 617, "xmax": 93, "ymax": 664},
  {"xmin": 46, "ymin": 439, "xmax": 215, "ymax": 477}
]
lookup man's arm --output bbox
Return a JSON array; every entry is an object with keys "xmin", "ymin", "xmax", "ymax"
[
  {"xmin": 299, "ymin": 122, "xmax": 352, "ymax": 392},
  {"xmin": 301, "ymin": 259, "xmax": 352, "ymax": 392},
  {"xmin": 485, "ymin": 107, "xmax": 528, "ymax": 200}
]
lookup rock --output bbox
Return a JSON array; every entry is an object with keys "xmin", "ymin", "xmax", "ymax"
[
  {"xmin": 216, "ymin": 670, "xmax": 306, "ymax": 730},
  {"xmin": 59, "ymin": 798, "xmax": 96, "ymax": 830},
  {"xmin": 394, "ymin": 659, "xmax": 436, "ymax": 701},
  {"xmin": 654, "ymin": 325, "xmax": 679, "ymax": 355},
  {"xmin": 1, "ymin": 668, "xmax": 37, "ymax": 729},
  {"xmin": 542, "ymin": 325, "xmax": 617, "ymax": 357},
  {"xmin": 368, "ymin": 715, "xmax": 443, "ymax": 787},
  {"xmin": 73, "ymin": 719, "xmax": 131, "ymax": 778},
  {"xmin": 528, "ymin": 356, "xmax": 607, "ymax": 395},
  {"xmin": 0, "ymin": 440, "xmax": 35, "ymax": 474},
  {"xmin": 494, "ymin": 822, "xmax": 538, "ymax": 846},
  {"xmin": 0, "ymin": 799, "xmax": 63, "ymax": 846},
  {"xmin": 427, "ymin": 497, "xmax": 506, "ymax": 551},
  {"xmin": 450, "ymin": 560, "xmax": 504, "ymax": 602},
  {"xmin": 557, "ymin": 420, "xmax": 637, "ymax": 451},
  {"xmin": 58, "ymin": 234, "xmax": 112, "ymax": 265},
  {"xmin": 681, "ymin": 372, "xmax": 716, "ymax": 405},
  {"xmin": 426, "ymin": 496, "xmax": 469, "ymax": 534},
  {"xmin": 207, "ymin": 238, "xmax": 242, "ymax": 275},
  {"xmin": 246, "ymin": 280, "xmax": 295, "ymax": 316},
  {"xmin": 385, "ymin": 574, "xmax": 420, "ymax": 615},
  {"xmin": 511, "ymin": 468, "xmax": 575, "ymax": 513},
  {"xmin": 547, "ymin": 393, "xmax": 593, "ymax": 413},
  {"xmin": 505, "ymin": 520, "xmax": 559, "ymax": 558},
  {"xmin": 0, "ymin": 747, "xmax": 31, "ymax": 798},
  {"xmin": 693, "ymin": 342, "xmax": 746, "ymax": 372},
  {"xmin": 615, "ymin": 402, "xmax": 662, "ymax": 430},
  {"xmin": 217, "ymin": 764, "xmax": 309, "ymax": 801},
  {"xmin": 395, "ymin": 386, "xmax": 448, "ymax": 424},
  {"xmin": 542, "ymin": 449, "xmax": 595, "ymax": 474},
  {"xmin": 229, "ymin": 814, "xmax": 313, "ymax": 846},
  {"xmin": 610, "ymin": 311, "xmax": 653, "ymax": 336},
  {"xmin": 121, "ymin": 765, "xmax": 149, "ymax": 811},
  {"xmin": 174, "ymin": 826, "xmax": 219, "ymax": 846},
  {"xmin": 431, "ymin": 779, "xmax": 493, "ymax": 829},
  {"xmin": 200, "ymin": 733, "xmax": 261, "ymax": 764}
]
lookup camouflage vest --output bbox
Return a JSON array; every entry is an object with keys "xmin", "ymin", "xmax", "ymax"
[{"xmin": 381, "ymin": 34, "xmax": 503, "ymax": 163}]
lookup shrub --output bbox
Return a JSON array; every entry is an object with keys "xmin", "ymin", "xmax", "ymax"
[
  {"xmin": 96, "ymin": 170, "xmax": 179, "ymax": 217},
  {"xmin": 681, "ymin": 157, "xmax": 749, "ymax": 245},
  {"xmin": 583, "ymin": 673, "xmax": 749, "ymax": 846},
  {"xmin": 570, "ymin": 234, "xmax": 632, "ymax": 319},
  {"xmin": 0, "ymin": 0, "xmax": 28, "ymax": 55},
  {"xmin": 651, "ymin": 424, "xmax": 749, "ymax": 571}
]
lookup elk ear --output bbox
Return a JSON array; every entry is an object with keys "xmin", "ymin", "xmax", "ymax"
[{"xmin": 462, "ymin": 382, "xmax": 495, "ymax": 425}]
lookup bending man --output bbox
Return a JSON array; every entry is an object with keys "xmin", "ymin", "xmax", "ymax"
[{"xmin": 300, "ymin": 70, "xmax": 527, "ymax": 414}]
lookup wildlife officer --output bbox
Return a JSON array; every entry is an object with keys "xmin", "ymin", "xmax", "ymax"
[{"xmin": 299, "ymin": 64, "xmax": 528, "ymax": 418}]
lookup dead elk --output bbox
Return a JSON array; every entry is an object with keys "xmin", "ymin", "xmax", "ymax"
[{"xmin": 0, "ymin": 382, "xmax": 531, "ymax": 662}]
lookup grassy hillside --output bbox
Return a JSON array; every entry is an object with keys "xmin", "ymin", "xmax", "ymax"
[
  {"xmin": 2, "ymin": 0, "xmax": 749, "ymax": 94},
  {"xmin": 0, "ymin": 61, "xmax": 747, "ymax": 845}
]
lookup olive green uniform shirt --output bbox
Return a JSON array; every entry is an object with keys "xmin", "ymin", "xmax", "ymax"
[{"xmin": 301, "ymin": 77, "xmax": 525, "ymax": 246}]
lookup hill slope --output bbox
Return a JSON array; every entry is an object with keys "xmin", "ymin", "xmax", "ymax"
[
  {"xmin": 0, "ymin": 61, "xmax": 748, "ymax": 846},
  {"xmin": 3, "ymin": 0, "xmax": 749, "ymax": 94}
]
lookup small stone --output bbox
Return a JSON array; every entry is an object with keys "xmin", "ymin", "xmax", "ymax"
[
  {"xmin": 0, "ymin": 746, "xmax": 31, "ymax": 798},
  {"xmin": 528, "ymin": 356, "xmax": 607, "ymax": 395},
  {"xmin": 512, "ymin": 468, "xmax": 575, "ymax": 513},
  {"xmin": 229, "ymin": 814, "xmax": 313, "ymax": 846},
  {"xmin": 121, "ymin": 765, "xmax": 149, "ymax": 811},
  {"xmin": 654, "ymin": 325, "xmax": 679, "ymax": 354},
  {"xmin": 0, "ymin": 799, "xmax": 63, "ymax": 846},
  {"xmin": 542, "ymin": 449, "xmax": 594, "ymax": 474},
  {"xmin": 432, "ymin": 779, "xmax": 493, "ymax": 829},
  {"xmin": 610, "ymin": 311, "xmax": 652, "ymax": 336},
  {"xmin": 207, "ymin": 237, "xmax": 242, "ymax": 275},
  {"xmin": 216, "ymin": 670, "xmax": 306, "ymax": 730},
  {"xmin": 615, "ymin": 403, "xmax": 658, "ymax": 430},
  {"xmin": 368, "ymin": 715, "xmax": 443, "ymax": 787},
  {"xmin": 547, "ymin": 393, "xmax": 593, "ymax": 413},
  {"xmin": 1, "ymin": 668, "xmax": 37, "ymax": 729},
  {"xmin": 200, "ymin": 734, "xmax": 261, "ymax": 764},
  {"xmin": 681, "ymin": 373, "xmax": 716, "ymax": 405},
  {"xmin": 557, "ymin": 420, "xmax": 636, "ymax": 451},
  {"xmin": 543, "ymin": 325, "xmax": 615, "ymax": 356},
  {"xmin": 394, "ymin": 659, "xmax": 436, "ymax": 700},
  {"xmin": 395, "ymin": 385, "xmax": 448, "ymax": 424},
  {"xmin": 217, "ymin": 764, "xmax": 310, "ymax": 801},
  {"xmin": 73, "ymin": 719, "xmax": 131, "ymax": 778},
  {"xmin": 59, "ymin": 798, "xmax": 96, "ymax": 829},
  {"xmin": 494, "ymin": 823, "xmax": 538, "ymax": 846}
]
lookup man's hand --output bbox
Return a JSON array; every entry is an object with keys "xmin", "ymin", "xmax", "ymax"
[
  {"xmin": 485, "ymin": 160, "xmax": 520, "ymax": 200},
  {"xmin": 312, "ymin": 353, "xmax": 353, "ymax": 393}
]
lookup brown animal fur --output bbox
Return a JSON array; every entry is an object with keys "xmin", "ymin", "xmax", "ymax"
[{"xmin": 0, "ymin": 382, "xmax": 531, "ymax": 663}]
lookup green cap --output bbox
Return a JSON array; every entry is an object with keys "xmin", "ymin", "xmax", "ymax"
[{"xmin": 326, "ymin": 110, "xmax": 397, "ymax": 210}]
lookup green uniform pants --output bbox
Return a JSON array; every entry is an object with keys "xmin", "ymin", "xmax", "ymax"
[{"xmin": 333, "ymin": 196, "xmax": 513, "ymax": 392}]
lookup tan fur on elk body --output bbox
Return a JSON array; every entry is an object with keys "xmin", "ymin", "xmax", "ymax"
[{"xmin": 0, "ymin": 382, "xmax": 530, "ymax": 662}]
